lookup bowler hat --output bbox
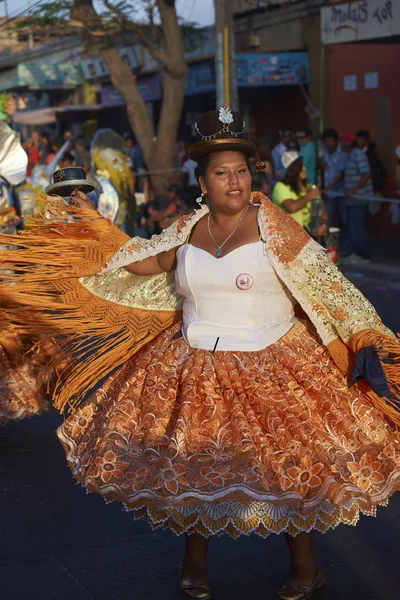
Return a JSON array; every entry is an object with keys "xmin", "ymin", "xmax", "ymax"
[
  {"xmin": 45, "ymin": 167, "xmax": 98, "ymax": 197},
  {"xmin": 189, "ymin": 105, "xmax": 257, "ymax": 162}
]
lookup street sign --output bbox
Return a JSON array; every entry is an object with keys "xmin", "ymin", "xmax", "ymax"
[{"xmin": 321, "ymin": 0, "xmax": 400, "ymax": 45}]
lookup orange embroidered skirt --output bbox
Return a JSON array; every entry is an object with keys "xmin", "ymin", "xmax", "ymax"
[
  {"xmin": 0, "ymin": 344, "xmax": 52, "ymax": 426},
  {"xmin": 57, "ymin": 320, "xmax": 400, "ymax": 538}
]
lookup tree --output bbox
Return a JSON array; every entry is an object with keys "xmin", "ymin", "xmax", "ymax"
[{"xmin": 20, "ymin": 1, "xmax": 191, "ymax": 194}]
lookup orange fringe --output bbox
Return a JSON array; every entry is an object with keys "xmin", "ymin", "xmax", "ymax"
[
  {"xmin": 326, "ymin": 337, "xmax": 354, "ymax": 377},
  {"xmin": 0, "ymin": 200, "xmax": 180, "ymax": 412},
  {"xmin": 350, "ymin": 329, "xmax": 400, "ymax": 423},
  {"xmin": 327, "ymin": 329, "xmax": 400, "ymax": 428},
  {"xmin": 0, "ymin": 201, "xmax": 130, "ymax": 280}
]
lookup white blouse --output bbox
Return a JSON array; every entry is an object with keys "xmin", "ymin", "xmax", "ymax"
[{"xmin": 175, "ymin": 241, "xmax": 296, "ymax": 352}]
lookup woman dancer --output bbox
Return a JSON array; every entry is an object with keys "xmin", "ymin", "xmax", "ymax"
[{"xmin": 0, "ymin": 108, "xmax": 399, "ymax": 600}]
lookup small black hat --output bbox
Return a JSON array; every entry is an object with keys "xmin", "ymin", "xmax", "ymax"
[
  {"xmin": 45, "ymin": 167, "xmax": 98, "ymax": 197},
  {"xmin": 189, "ymin": 105, "xmax": 257, "ymax": 162}
]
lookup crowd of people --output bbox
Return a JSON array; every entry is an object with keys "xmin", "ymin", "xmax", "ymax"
[
  {"xmin": 19, "ymin": 128, "xmax": 202, "ymax": 236},
  {"xmin": 270, "ymin": 125, "xmax": 387, "ymax": 263},
  {"xmin": 24, "ymin": 129, "xmax": 91, "ymax": 176},
  {"xmin": 17, "ymin": 121, "xmax": 390, "ymax": 265}
]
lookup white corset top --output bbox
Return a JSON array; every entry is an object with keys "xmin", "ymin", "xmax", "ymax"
[{"xmin": 175, "ymin": 241, "xmax": 296, "ymax": 351}]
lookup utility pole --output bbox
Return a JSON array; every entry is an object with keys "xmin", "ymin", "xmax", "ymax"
[
  {"xmin": 214, "ymin": 0, "xmax": 239, "ymax": 111},
  {"xmin": 0, "ymin": 0, "xmax": 10, "ymax": 46},
  {"xmin": 28, "ymin": 0, "xmax": 34, "ymax": 49}
]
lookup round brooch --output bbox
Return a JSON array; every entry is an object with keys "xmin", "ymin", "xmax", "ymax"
[{"xmin": 236, "ymin": 273, "xmax": 254, "ymax": 290}]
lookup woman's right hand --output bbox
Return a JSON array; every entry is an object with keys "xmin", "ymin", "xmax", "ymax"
[
  {"xmin": 70, "ymin": 190, "xmax": 97, "ymax": 211},
  {"xmin": 307, "ymin": 187, "xmax": 322, "ymax": 201}
]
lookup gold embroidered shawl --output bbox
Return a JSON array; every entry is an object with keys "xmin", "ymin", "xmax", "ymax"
[{"xmin": 0, "ymin": 193, "xmax": 399, "ymax": 422}]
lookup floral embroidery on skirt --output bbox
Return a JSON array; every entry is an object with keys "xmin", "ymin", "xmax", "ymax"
[{"xmin": 57, "ymin": 320, "xmax": 400, "ymax": 537}]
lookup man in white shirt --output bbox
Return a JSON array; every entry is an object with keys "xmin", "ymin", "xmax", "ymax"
[
  {"xmin": 182, "ymin": 157, "xmax": 198, "ymax": 187},
  {"xmin": 272, "ymin": 126, "xmax": 293, "ymax": 182}
]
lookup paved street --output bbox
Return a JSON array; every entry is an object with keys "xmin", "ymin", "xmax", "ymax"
[{"xmin": 1, "ymin": 270, "xmax": 400, "ymax": 600}]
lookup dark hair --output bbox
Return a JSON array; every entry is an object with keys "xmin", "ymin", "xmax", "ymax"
[
  {"xmin": 321, "ymin": 127, "xmax": 339, "ymax": 141},
  {"xmin": 150, "ymin": 194, "xmax": 171, "ymax": 211},
  {"xmin": 282, "ymin": 157, "xmax": 305, "ymax": 195},
  {"xmin": 296, "ymin": 127, "xmax": 312, "ymax": 137},
  {"xmin": 356, "ymin": 129, "xmax": 370, "ymax": 141},
  {"xmin": 256, "ymin": 140, "xmax": 272, "ymax": 163},
  {"xmin": 167, "ymin": 184, "xmax": 180, "ymax": 194},
  {"xmin": 178, "ymin": 188, "xmax": 199, "ymax": 210},
  {"xmin": 194, "ymin": 152, "xmax": 251, "ymax": 183},
  {"xmin": 61, "ymin": 151, "xmax": 74, "ymax": 164},
  {"xmin": 279, "ymin": 126, "xmax": 293, "ymax": 137},
  {"xmin": 123, "ymin": 132, "xmax": 135, "ymax": 142}
]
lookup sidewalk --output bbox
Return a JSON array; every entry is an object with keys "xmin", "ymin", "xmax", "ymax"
[
  {"xmin": 341, "ymin": 232, "xmax": 400, "ymax": 281},
  {"xmin": 341, "ymin": 258, "xmax": 400, "ymax": 281}
]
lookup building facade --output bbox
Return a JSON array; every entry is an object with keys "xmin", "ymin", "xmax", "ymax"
[
  {"xmin": 321, "ymin": 0, "xmax": 400, "ymax": 187},
  {"xmin": 232, "ymin": 0, "xmax": 330, "ymax": 143}
]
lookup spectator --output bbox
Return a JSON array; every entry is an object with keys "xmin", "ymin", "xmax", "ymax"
[
  {"xmin": 182, "ymin": 151, "xmax": 198, "ymax": 188},
  {"xmin": 63, "ymin": 129, "xmax": 74, "ymax": 141},
  {"xmin": 167, "ymin": 184, "xmax": 181, "ymax": 204},
  {"xmin": 177, "ymin": 187, "xmax": 200, "ymax": 212},
  {"xmin": 75, "ymin": 139, "xmax": 90, "ymax": 173},
  {"xmin": 40, "ymin": 132, "xmax": 54, "ymax": 164},
  {"xmin": 342, "ymin": 133, "xmax": 373, "ymax": 261},
  {"xmin": 156, "ymin": 186, "xmax": 202, "ymax": 231},
  {"xmin": 287, "ymin": 138, "xmax": 299, "ymax": 152},
  {"xmin": 147, "ymin": 194, "xmax": 178, "ymax": 234},
  {"xmin": 272, "ymin": 127, "xmax": 293, "ymax": 181},
  {"xmin": 63, "ymin": 129, "xmax": 78, "ymax": 161},
  {"xmin": 272, "ymin": 151, "xmax": 324, "ymax": 233},
  {"xmin": 356, "ymin": 129, "xmax": 386, "ymax": 193},
  {"xmin": 26, "ymin": 130, "xmax": 41, "ymax": 176},
  {"xmin": 123, "ymin": 133, "xmax": 144, "ymax": 171},
  {"xmin": 58, "ymin": 152, "xmax": 75, "ymax": 169},
  {"xmin": 296, "ymin": 127, "xmax": 317, "ymax": 184},
  {"xmin": 31, "ymin": 130, "xmax": 41, "ymax": 147},
  {"xmin": 320, "ymin": 127, "xmax": 347, "ymax": 227},
  {"xmin": 123, "ymin": 133, "xmax": 145, "ymax": 192}
]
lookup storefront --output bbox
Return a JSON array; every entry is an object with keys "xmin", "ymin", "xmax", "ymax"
[
  {"xmin": 321, "ymin": 0, "xmax": 400, "ymax": 190},
  {"xmin": 99, "ymin": 73, "xmax": 162, "ymax": 134},
  {"xmin": 7, "ymin": 62, "xmax": 84, "ymax": 137},
  {"xmin": 181, "ymin": 60, "xmax": 216, "ymax": 141},
  {"xmin": 180, "ymin": 54, "xmax": 311, "ymax": 142},
  {"xmin": 236, "ymin": 52, "xmax": 311, "ymax": 141}
]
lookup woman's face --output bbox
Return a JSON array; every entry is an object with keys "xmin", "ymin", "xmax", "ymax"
[
  {"xmin": 199, "ymin": 151, "xmax": 252, "ymax": 214},
  {"xmin": 300, "ymin": 163, "xmax": 307, "ymax": 180}
]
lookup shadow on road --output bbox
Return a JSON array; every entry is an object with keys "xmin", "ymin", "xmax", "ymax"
[{"xmin": 1, "ymin": 411, "xmax": 400, "ymax": 600}]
